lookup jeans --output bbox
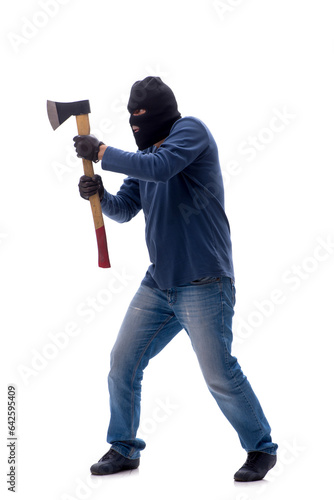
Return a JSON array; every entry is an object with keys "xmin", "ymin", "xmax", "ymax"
[{"xmin": 107, "ymin": 277, "xmax": 278, "ymax": 459}]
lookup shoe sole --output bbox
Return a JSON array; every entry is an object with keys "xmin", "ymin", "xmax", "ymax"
[{"xmin": 91, "ymin": 465, "xmax": 139, "ymax": 476}]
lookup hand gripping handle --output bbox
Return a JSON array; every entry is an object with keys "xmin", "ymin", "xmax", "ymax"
[{"xmin": 76, "ymin": 114, "xmax": 111, "ymax": 268}]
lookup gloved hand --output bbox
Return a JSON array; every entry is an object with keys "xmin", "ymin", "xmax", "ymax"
[
  {"xmin": 73, "ymin": 134, "xmax": 104, "ymax": 163},
  {"xmin": 78, "ymin": 175, "xmax": 104, "ymax": 201}
]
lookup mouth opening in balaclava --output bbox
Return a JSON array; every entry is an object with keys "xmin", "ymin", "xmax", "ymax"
[{"xmin": 127, "ymin": 76, "xmax": 181, "ymax": 150}]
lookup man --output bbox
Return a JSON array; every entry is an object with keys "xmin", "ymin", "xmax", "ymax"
[{"xmin": 74, "ymin": 76, "xmax": 278, "ymax": 481}]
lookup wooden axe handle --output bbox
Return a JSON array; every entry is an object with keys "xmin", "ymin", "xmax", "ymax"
[{"xmin": 76, "ymin": 114, "xmax": 111, "ymax": 268}]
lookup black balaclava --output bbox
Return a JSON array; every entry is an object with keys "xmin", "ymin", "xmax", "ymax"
[{"xmin": 127, "ymin": 76, "xmax": 181, "ymax": 151}]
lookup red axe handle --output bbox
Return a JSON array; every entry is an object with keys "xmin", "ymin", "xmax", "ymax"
[{"xmin": 76, "ymin": 114, "xmax": 111, "ymax": 268}]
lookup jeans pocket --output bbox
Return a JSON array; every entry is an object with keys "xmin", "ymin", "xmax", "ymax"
[
  {"xmin": 190, "ymin": 276, "xmax": 221, "ymax": 285},
  {"xmin": 231, "ymin": 279, "xmax": 236, "ymax": 306}
]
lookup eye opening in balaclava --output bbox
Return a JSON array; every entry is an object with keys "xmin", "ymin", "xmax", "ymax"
[{"xmin": 128, "ymin": 76, "xmax": 181, "ymax": 151}]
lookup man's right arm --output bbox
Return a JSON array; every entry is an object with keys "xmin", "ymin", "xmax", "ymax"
[
  {"xmin": 78, "ymin": 175, "xmax": 142, "ymax": 224},
  {"xmin": 100, "ymin": 176, "xmax": 142, "ymax": 224}
]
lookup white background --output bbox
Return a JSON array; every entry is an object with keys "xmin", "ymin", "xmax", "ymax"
[{"xmin": 1, "ymin": 1, "xmax": 334, "ymax": 499}]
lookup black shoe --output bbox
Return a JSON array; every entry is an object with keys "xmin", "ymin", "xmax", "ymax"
[
  {"xmin": 234, "ymin": 451, "xmax": 277, "ymax": 482},
  {"xmin": 90, "ymin": 447, "xmax": 140, "ymax": 475}
]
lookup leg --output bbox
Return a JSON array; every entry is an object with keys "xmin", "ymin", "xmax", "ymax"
[
  {"xmin": 107, "ymin": 284, "xmax": 182, "ymax": 459},
  {"xmin": 172, "ymin": 277, "xmax": 278, "ymax": 455}
]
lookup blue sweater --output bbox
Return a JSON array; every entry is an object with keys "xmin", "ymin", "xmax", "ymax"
[{"xmin": 100, "ymin": 116, "xmax": 234, "ymax": 290}]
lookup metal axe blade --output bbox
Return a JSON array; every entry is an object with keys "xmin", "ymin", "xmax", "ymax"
[{"xmin": 47, "ymin": 99, "xmax": 91, "ymax": 130}]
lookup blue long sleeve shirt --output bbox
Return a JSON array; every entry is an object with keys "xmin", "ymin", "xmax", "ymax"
[{"xmin": 100, "ymin": 116, "xmax": 234, "ymax": 290}]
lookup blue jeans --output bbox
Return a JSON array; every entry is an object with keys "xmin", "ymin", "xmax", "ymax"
[{"xmin": 107, "ymin": 277, "xmax": 278, "ymax": 459}]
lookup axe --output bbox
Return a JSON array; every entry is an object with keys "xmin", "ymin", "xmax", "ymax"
[{"xmin": 47, "ymin": 99, "xmax": 111, "ymax": 268}]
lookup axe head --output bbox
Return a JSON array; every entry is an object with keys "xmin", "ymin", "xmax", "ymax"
[{"xmin": 47, "ymin": 99, "xmax": 91, "ymax": 130}]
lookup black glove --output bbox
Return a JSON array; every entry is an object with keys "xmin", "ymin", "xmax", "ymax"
[
  {"xmin": 73, "ymin": 134, "xmax": 104, "ymax": 163},
  {"xmin": 78, "ymin": 175, "xmax": 104, "ymax": 201}
]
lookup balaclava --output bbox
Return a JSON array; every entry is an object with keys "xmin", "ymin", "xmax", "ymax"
[{"xmin": 127, "ymin": 76, "xmax": 181, "ymax": 150}]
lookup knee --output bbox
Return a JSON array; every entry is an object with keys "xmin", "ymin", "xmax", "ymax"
[
  {"xmin": 108, "ymin": 348, "xmax": 143, "ymax": 387},
  {"xmin": 203, "ymin": 355, "xmax": 246, "ymax": 392},
  {"xmin": 108, "ymin": 349, "xmax": 128, "ymax": 381}
]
